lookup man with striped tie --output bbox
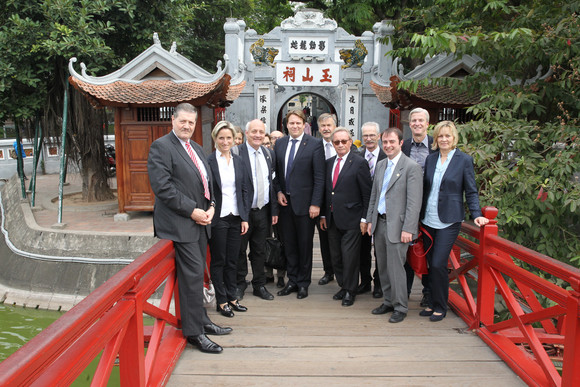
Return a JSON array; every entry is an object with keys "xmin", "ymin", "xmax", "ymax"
[{"xmin": 148, "ymin": 103, "xmax": 231, "ymax": 353}]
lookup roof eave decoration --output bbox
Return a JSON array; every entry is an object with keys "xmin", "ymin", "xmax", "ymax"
[
  {"xmin": 67, "ymin": 33, "xmax": 245, "ymax": 108},
  {"xmin": 386, "ymin": 75, "xmax": 481, "ymax": 110}
]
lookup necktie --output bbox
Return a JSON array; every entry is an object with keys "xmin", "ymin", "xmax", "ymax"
[
  {"xmin": 332, "ymin": 157, "xmax": 342, "ymax": 188},
  {"xmin": 325, "ymin": 142, "xmax": 332, "ymax": 160},
  {"xmin": 255, "ymin": 150, "xmax": 265, "ymax": 208},
  {"xmin": 377, "ymin": 160, "xmax": 394, "ymax": 215},
  {"xmin": 185, "ymin": 142, "xmax": 210, "ymax": 200},
  {"xmin": 286, "ymin": 139, "xmax": 298, "ymax": 181},
  {"xmin": 367, "ymin": 152, "xmax": 375, "ymax": 177}
]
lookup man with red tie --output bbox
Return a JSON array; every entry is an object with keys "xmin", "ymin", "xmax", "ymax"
[
  {"xmin": 320, "ymin": 128, "xmax": 372, "ymax": 306},
  {"xmin": 148, "ymin": 103, "xmax": 231, "ymax": 353}
]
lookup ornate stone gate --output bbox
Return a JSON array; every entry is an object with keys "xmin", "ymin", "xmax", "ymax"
[{"xmin": 224, "ymin": 9, "xmax": 395, "ymax": 140}]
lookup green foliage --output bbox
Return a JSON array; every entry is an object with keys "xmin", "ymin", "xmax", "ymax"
[
  {"xmin": 388, "ymin": 0, "xmax": 580, "ymax": 265},
  {"xmin": 457, "ymin": 119, "xmax": 580, "ymax": 266}
]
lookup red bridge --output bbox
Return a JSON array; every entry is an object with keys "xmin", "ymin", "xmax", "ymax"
[{"xmin": 0, "ymin": 206, "xmax": 578, "ymax": 386}]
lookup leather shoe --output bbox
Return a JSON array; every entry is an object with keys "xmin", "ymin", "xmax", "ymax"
[
  {"xmin": 277, "ymin": 277, "xmax": 285, "ymax": 288},
  {"xmin": 216, "ymin": 303, "xmax": 234, "ymax": 318},
  {"xmin": 318, "ymin": 273, "xmax": 334, "ymax": 285},
  {"xmin": 356, "ymin": 282, "xmax": 371, "ymax": 294},
  {"xmin": 430, "ymin": 311, "xmax": 446, "ymax": 322},
  {"xmin": 297, "ymin": 287, "xmax": 308, "ymax": 299},
  {"xmin": 372, "ymin": 304, "xmax": 394, "ymax": 315},
  {"xmin": 372, "ymin": 287, "xmax": 383, "ymax": 298},
  {"xmin": 277, "ymin": 283, "xmax": 298, "ymax": 296},
  {"xmin": 419, "ymin": 308, "xmax": 434, "ymax": 317},
  {"xmin": 389, "ymin": 311, "xmax": 407, "ymax": 323},
  {"xmin": 203, "ymin": 323, "xmax": 232, "ymax": 336},
  {"xmin": 420, "ymin": 294, "xmax": 431, "ymax": 307},
  {"xmin": 187, "ymin": 334, "xmax": 222, "ymax": 353},
  {"xmin": 228, "ymin": 300, "xmax": 247, "ymax": 312},
  {"xmin": 333, "ymin": 289, "xmax": 346, "ymax": 300},
  {"xmin": 341, "ymin": 291, "xmax": 355, "ymax": 306},
  {"xmin": 253, "ymin": 286, "xmax": 274, "ymax": 300}
]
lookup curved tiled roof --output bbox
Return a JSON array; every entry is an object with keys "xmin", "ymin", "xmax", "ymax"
[
  {"xmin": 369, "ymin": 80, "xmax": 392, "ymax": 104},
  {"xmin": 377, "ymin": 76, "xmax": 481, "ymax": 109},
  {"xmin": 69, "ymin": 77, "xmax": 229, "ymax": 107},
  {"xmin": 412, "ymin": 83, "xmax": 481, "ymax": 105}
]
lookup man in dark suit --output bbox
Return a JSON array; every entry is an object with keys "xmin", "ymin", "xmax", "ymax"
[
  {"xmin": 401, "ymin": 107, "xmax": 436, "ymax": 306},
  {"xmin": 274, "ymin": 109, "xmax": 325, "ymax": 299},
  {"xmin": 320, "ymin": 127, "xmax": 372, "ymax": 306},
  {"xmin": 366, "ymin": 127, "xmax": 423, "ymax": 323},
  {"xmin": 235, "ymin": 119, "xmax": 279, "ymax": 301},
  {"xmin": 316, "ymin": 113, "xmax": 338, "ymax": 286},
  {"xmin": 147, "ymin": 103, "xmax": 231, "ymax": 354},
  {"xmin": 358, "ymin": 122, "xmax": 386, "ymax": 298}
]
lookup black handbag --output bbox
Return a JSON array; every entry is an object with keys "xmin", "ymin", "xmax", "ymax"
[{"xmin": 264, "ymin": 227, "xmax": 286, "ymax": 270}]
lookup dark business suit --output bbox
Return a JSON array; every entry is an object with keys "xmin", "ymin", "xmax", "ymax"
[
  {"xmin": 207, "ymin": 151, "xmax": 250, "ymax": 305},
  {"xmin": 359, "ymin": 147, "xmax": 386, "ymax": 291},
  {"xmin": 402, "ymin": 135, "xmax": 436, "ymax": 295},
  {"xmin": 147, "ymin": 131, "xmax": 214, "ymax": 337},
  {"xmin": 367, "ymin": 153, "xmax": 423, "ymax": 314},
  {"xmin": 323, "ymin": 152, "xmax": 371, "ymax": 294},
  {"xmin": 236, "ymin": 143, "xmax": 279, "ymax": 291},
  {"xmin": 274, "ymin": 134, "xmax": 325, "ymax": 288},
  {"xmin": 420, "ymin": 148, "xmax": 483, "ymax": 314}
]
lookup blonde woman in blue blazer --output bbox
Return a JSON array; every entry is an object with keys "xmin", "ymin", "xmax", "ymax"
[{"xmin": 419, "ymin": 121, "xmax": 489, "ymax": 322}]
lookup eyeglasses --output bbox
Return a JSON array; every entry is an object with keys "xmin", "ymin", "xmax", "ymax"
[{"xmin": 333, "ymin": 139, "xmax": 350, "ymax": 145}]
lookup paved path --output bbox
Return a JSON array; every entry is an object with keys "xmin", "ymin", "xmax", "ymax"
[{"xmin": 168, "ymin": 265, "xmax": 524, "ymax": 386}]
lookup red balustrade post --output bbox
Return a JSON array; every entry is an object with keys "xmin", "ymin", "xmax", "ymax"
[
  {"xmin": 118, "ymin": 293, "xmax": 146, "ymax": 386},
  {"xmin": 562, "ymin": 284, "xmax": 580, "ymax": 387},
  {"xmin": 476, "ymin": 206, "xmax": 498, "ymax": 326}
]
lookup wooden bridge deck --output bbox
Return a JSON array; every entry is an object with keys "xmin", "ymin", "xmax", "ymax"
[{"xmin": 169, "ymin": 250, "xmax": 524, "ymax": 386}]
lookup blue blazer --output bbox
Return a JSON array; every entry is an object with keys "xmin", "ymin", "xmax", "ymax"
[
  {"xmin": 421, "ymin": 149, "xmax": 483, "ymax": 223},
  {"xmin": 207, "ymin": 151, "xmax": 250, "ymax": 222},
  {"xmin": 273, "ymin": 134, "xmax": 325, "ymax": 216}
]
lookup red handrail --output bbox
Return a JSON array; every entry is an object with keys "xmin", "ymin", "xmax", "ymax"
[
  {"xmin": 448, "ymin": 206, "xmax": 580, "ymax": 387},
  {"xmin": 1, "ymin": 207, "xmax": 579, "ymax": 386},
  {"xmin": 0, "ymin": 239, "xmax": 185, "ymax": 386}
]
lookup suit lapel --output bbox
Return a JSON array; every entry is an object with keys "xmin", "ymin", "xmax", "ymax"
[
  {"xmin": 170, "ymin": 134, "xmax": 202, "ymax": 181},
  {"xmin": 289, "ymin": 135, "xmax": 308, "ymax": 175},
  {"xmin": 386, "ymin": 156, "xmax": 406, "ymax": 192},
  {"xmin": 335, "ymin": 153, "xmax": 354, "ymax": 187}
]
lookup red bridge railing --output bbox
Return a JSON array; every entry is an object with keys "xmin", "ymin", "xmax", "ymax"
[
  {"xmin": 0, "ymin": 240, "xmax": 185, "ymax": 386},
  {"xmin": 449, "ymin": 206, "xmax": 580, "ymax": 387},
  {"xmin": 1, "ymin": 207, "xmax": 579, "ymax": 386}
]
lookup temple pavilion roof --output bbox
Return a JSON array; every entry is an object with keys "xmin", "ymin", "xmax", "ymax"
[{"xmin": 68, "ymin": 33, "xmax": 245, "ymax": 108}]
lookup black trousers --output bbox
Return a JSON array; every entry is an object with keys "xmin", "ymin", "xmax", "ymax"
[
  {"xmin": 359, "ymin": 233, "xmax": 381, "ymax": 288},
  {"xmin": 327, "ymin": 220, "xmax": 361, "ymax": 293},
  {"xmin": 237, "ymin": 205, "xmax": 269, "ymax": 290},
  {"xmin": 278, "ymin": 197, "xmax": 315, "ymax": 288},
  {"xmin": 210, "ymin": 214, "xmax": 242, "ymax": 305},
  {"xmin": 174, "ymin": 238, "xmax": 212, "ymax": 337},
  {"xmin": 316, "ymin": 220, "xmax": 334, "ymax": 276},
  {"xmin": 422, "ymin": 222, "xmax": 462, "ymax": 314}
]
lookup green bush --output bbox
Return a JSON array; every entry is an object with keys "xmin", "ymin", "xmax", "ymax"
[{"xmin": 458, "ymin": 119, "xmax": 580, "ymax": 267}]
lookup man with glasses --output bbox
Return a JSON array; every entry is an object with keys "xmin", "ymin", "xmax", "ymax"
[{"xmin": 320, "ymin": 127, "xmax": 372, "ymax": 307}]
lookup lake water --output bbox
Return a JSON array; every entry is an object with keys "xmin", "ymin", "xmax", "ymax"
[{"xmin": 0, "ymin": 304, "xmax": 123, "ymax": 386}]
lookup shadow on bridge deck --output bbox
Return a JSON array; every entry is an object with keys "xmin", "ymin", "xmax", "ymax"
[{"xmin": 169, "ymin": 263, "xmax": 525, "ymax": 386}]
